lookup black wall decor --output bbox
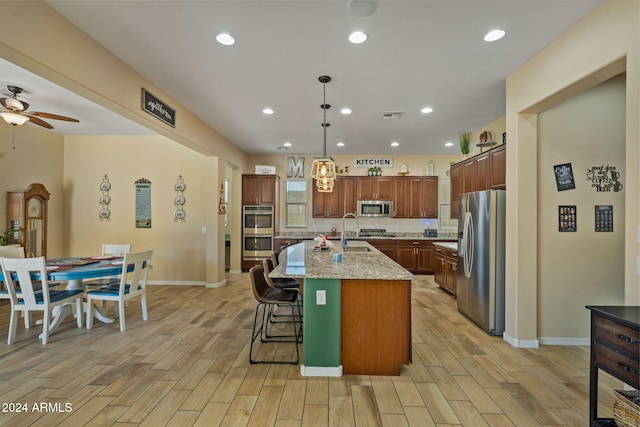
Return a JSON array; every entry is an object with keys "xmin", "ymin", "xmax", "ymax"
[
  {"xmin": 558, "ymin": 205, "xmax": 576, "ymax": 232},
  {"xmin": 554, "ymin": 163, "xmax": 575, "ymax": 191},
  {"xmin": 595, "ymin": 205, "xmax": 613, "ymax": 232},
  {"xmin": 142, "ymin": 89, "xmax": 176, "ymax": 127},
  {"xmin": 586, "ymin": 165, "xmax": 623, "ymax": 192}
]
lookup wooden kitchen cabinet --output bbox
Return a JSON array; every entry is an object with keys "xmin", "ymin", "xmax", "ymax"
[
  {"xmin": 274, "ymin": 238, "xmax": 300, "ymax": 253},
  {"xmin": 396, "ymin": 240, "xmax": 434, "ymax": 274},
  {"xmin": 394, "ymin": 177, "xmax": 438, "ymax": 218},
  {"xmin": 341, "ymin": 177, "xmax": 357, "ymax": 215},
  {"xmin": 366, "ymin": 239, "xmax": 397, "ymax": 260},
  {"xmin": 434, "ymin": 245, "xmax": 458, "ymax": 295},
  {"xmin": 450, "ymin": 162, "xmax": 462, "ymax": 219},
  {"xmin": 312, "ymin": 179, "xmax": 343, "ymax": 218},
  {"xmin": 475, "ymin": 152, "xmax": 491, "ymax": 191},
  {"xmin": 449, "ymin": 144, "xmax": 506, "ymax": 219},
  {"xmin": 462, "ymin": 158, "xmax": 477, "ymax": 193},
  {"xmin": 357, "ymin": 177, "xmax": 393, "ymax": 200},
  {"xmin": 242, "ymin": 174, "xmax": 279, "ymax": 205},
  {"xmin": 490, "ymin": 144, "xmax": 506, "ymax": 189}
]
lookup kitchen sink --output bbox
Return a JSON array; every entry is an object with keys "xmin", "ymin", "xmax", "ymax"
[{"xmin": 343, "ymin": 246, "xmax": 371, "ymax": 252}]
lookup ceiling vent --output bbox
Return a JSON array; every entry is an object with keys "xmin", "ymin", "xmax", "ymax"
[{"xmin": 381, "ymin": 111, "xmax": 404, "ymax": 119}]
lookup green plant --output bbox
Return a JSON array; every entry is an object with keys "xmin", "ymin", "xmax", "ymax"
[
  {"xmin": 0, "ymin": 231, "xmax": 8, "ymax": 246},
  {"xmin": 459, "ymin": 131, "xmax": 471, "ymax": 155}
]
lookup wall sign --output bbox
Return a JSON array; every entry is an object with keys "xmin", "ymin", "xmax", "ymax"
[
  {"xmin": 586, "ymin": 165, "xmax": 623, "ymax": 192},
  {"xmin": 353, "ymin": 158, "xmax": 394, "ymax": 168},
  {"xmin": 554, "ymin": 163, "xmax": 575, "ymax": 191},
  {"xmin": 595, "ymin": 205, "xmax": 613, "ymax": 232},
  {"xmin": 142, "ymin": 89, "xmax": 175, "ymax": 127},
  {"xmin": 558, "ymin": 205, "xmax": 576, "ymax": 232},
  {"xmin": 287, "ymin": 157, "xmax": 305, "ymax": 177},
  {"xmin": 135, "ymin": 178, "xmax": 152, "ymax": 228}
]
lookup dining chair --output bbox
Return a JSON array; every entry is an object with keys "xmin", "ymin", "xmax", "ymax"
[
  {"xmin": 249, "ymin": 265, "xmax": 300, "ymax": 365},
  {"xmin": 85, "ymin": 243, "xmax": 132, "ymax": 288},
  {"xmin": 0, "ymin": 246, "xmax": 25, "ymax": 294},
  {"xmin": 85, "ymin": 249, "xmax": 152, "ymax": 332},
  {"xmin": 262, "ymin": 257, "xmax": 302, "ymax": 325},
  {"xmin": 0, "ymin": 256, "xmax": 83, "ymax": 345}
]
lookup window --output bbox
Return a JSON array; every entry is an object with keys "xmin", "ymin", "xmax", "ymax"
[{"xmin": 285, "ymin": 180, "xmax": 307, "ymax": 227}]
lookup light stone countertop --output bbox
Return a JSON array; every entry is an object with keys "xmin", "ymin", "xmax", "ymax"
[
  {"xmin": 269, "ymin": 240, "xmax": 414, "ymax": 281},
  {"xmin": 433, "ymin": 241, "xmax": 458, "ymax": 251},
  {"xmin": 275, "ymin": 231, "xmax": 457, "ymax": 241}
]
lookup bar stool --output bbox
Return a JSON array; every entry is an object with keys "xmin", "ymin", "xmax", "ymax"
[{"xmin": 249, "ymin": 265, "xmax": 300, "ymax": 365}]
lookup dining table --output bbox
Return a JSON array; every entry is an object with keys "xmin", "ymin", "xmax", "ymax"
[{"xmin": 0, "ymin": 256, "xmax": 131, "ymax": 338}]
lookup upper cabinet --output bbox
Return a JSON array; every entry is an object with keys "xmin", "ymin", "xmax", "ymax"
[
  {"xmin": 394, "ymin": 177, "xmax": 438, "ymax": 218},
  {"xmin": 7, "ymin": 183, "xmax": 50, "ymax": 258},
  {"xmin": 242, "ymin": 174, "xmax": 279, "ymax": 205},
  {"xmin": 357, "ymin": 177, "xmax": 393, "ymax": 200},
  {"xmin": 449, "ymin": 144, "xmax": 506, "ymax": 219},
  {"xmin": 312, "ymin": 179, "xmax": 343, "ymax": 218},
  {"xmin": 490, "ymin": 144, "xmax": 506, "ymax": 189}
]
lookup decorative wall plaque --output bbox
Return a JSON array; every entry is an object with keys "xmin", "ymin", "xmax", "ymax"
[
  {"xmin": 558, "ymin": 205, "xmax": 576, "ymax": 232},
  {"xmin": 99, "ymin": 175, "xmax": 111, "ymax": 221},
  {"xmin": 135, "ymin": 178, "xmax": 152, "ymax": 228},
  {"xmin": 174, "ymin": 175, "xmax": 186, "ymax": 222},
  {"xmin": 554, "ymin": 163, "xmax": 576, "ymax": 191},
  {"xmin": 595, "ymin": 205, "xmax": 613, "ymax": 232},
  {"xmin": 586, "ymin": 165, "xmax": 623, "ymax": 192},
  {"xmin": 142, "ymin": 89, "xmax": 175, "ymax": 127}
]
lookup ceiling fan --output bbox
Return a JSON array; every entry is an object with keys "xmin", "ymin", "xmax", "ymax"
[{"xmin": 0, "ymin": 85, "xmax": 79, "ymax": 129}]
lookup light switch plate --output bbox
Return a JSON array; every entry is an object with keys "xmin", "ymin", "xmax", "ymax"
[{"xmin": 316, "ymin": 289, "xmax": 326, "ymax": 305}]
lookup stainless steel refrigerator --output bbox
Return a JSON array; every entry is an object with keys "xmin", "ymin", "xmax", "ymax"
[{"xmin": 457, "ymin": 190, "xmax": 506, "ymax": 335}]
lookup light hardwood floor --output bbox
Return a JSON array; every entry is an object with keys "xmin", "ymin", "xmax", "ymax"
[{"xmin": 0, "ymin": 274, "xmax": 623, "ymax": 426}]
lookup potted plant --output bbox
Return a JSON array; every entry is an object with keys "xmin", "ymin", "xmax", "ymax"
[
  {"xmin": 459, "ymin": 131, "xmax": 471, "ymax": 158},
  {"xmin": 0, "ymin": 231, "xmax": 9, "ymax": 246}
]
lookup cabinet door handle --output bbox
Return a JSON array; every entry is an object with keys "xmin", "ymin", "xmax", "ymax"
[
  {"xmin": 616, "ymin": 333, "xmax": 639, "ymax": 344},
  {"xmin": 617, "ymin": 362, "xmax": 638, "ymax": 374}
]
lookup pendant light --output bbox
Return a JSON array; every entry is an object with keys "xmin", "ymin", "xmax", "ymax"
[{"xmin": 311, "ymin": 75, "xmax": 337, "ymax": 193}]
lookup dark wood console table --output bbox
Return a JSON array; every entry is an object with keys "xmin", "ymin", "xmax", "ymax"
[{"xmin": 586, "ymin": 306, "xmax": 640, "ymax": 427}]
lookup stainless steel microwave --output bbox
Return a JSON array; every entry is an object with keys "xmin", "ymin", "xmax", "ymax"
[{"xmin": 357, "ymin": 200, "xmax": 393, "ymax": 217}]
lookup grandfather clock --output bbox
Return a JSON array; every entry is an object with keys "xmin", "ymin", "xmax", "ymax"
[{"xmin": 6, "ymin": 183, "xmax": 50, "ymax": 258}]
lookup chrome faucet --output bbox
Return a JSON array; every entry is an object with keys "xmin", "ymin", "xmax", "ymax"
[{"xmin": 341, "ymin": 213, "xmax": 359, "ymax": 246}]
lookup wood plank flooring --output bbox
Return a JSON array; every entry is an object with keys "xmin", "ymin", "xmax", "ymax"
[{"xmin": 0, "ymin": 274, "xmax": 624, "ymax": 426}]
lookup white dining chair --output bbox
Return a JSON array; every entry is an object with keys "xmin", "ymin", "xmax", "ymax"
[
  {"xmin": 85, "ymin": 243, "xmax": 132, "ymax": 289},
  {"xmin": 0, "ymin": 246, "xmax": 24, "ymax": 295},
  {"xmin": 0, "ymin": 256, "xmax": 83, "ymax": 345},
  {"xmin": 85, "ymin": 249, "xmax": 153, "ymax": 332}
]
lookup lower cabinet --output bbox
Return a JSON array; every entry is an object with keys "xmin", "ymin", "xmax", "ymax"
[
  {"xmin": 396, "ymin": 240, "xmax": 434, "ymax": 274},
  {"xmin": 365, "ymin": 239, "xmax": 397, "ymax": 260},
  {"xmin": 274, "ymin": 238, "xmax": 300, "ymax": 253},
  {"xmin": 434, "ymin": 245, "xmax": 457, "ymax": 295}
]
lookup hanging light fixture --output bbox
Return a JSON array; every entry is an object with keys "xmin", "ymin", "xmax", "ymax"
[
  {"xmin": 311, "ymin": 75, "xmax": 337, "ymax": 193},
  {"xmin": 0, "ymin": 112, "xmax": 29, "ymax": 125}
]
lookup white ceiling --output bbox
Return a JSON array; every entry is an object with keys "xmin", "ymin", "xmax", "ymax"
[{"xmin": 3, "ymin": 0, "xmax": 604, "ymax": 156}]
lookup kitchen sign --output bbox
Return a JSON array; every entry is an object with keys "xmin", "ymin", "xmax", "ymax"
[
  {"xmin": 353, "ymin": 158, "xmax": 394, "ymax": 168},
  {"xmin": 142, "ymin": 89, "xmax": 176, "ymax": 127},
  {"xmin": 553, "ymin": 163, "xmax": 575, "ymax": 191}
]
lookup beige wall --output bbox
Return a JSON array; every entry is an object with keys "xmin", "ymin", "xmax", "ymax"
[
  {"xmin": 505, "ymin": 0, "xmax": 639, "ymax": 346},
  {"xmin": 63, "ymin": 135, "xmax": 220, "ymax": 284},
  {"xmin": 537, "ymin": 74, "xmax": 626, "ymax": 339}
]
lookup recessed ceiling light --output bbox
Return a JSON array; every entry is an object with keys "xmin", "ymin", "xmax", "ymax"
[
  {"xmin": 349, "ymin": 31, "xmax": 368, "ymax": 44},
  {"xmin": 390, "ymin": 141, "xmax": 399, "ymax": 147},
  {"xmin": 445, "ymin": 141, "xmax": 454, "ymax": 147},
  {"xmin": 283, "ymin": 142, "xmax": 292, "ymax": 147},
  {"xmin": 484, "ymin": 29, "xmax": 505, "ymax": 42},
  {"xmin": 337, "ymin": 142, "xmax": 345, "ymax": 147},
  {"xmin": 341, "ymin": 107, "xmax": 352, "ymax": 115},
  {"xmin": 216, "ymin": 33, "xmax": 235, "ymax": 46},
  {"xmin": 421, "ymin": 107, "xmax": 433, "ymax": 114},
  {"xmin": 262, "ymin": 107, "xmax": 274, "ymax": 115}
]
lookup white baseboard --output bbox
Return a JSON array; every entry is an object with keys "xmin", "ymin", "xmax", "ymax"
[
  {"xmin": 300, "ymin": 365, "xmax": 343, "ymax": 377},
  {"xmin": 538, "ymin": 337, "xmax": 589, "ymax": 346},
  {"xmin": 503, "ymin": 332, "xmax": 540, "ymax": 348},
  {"xmin": 147, "ymin": 279, "xmax": 227, "ymax": 287}
]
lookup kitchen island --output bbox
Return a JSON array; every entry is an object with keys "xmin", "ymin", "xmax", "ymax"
[{"xmin": 270, "ymin": 240, "xmax": 413, "ymax": 376}]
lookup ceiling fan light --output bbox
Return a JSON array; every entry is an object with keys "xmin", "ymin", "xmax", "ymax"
[
  {"xmin": 4, "ymin": 97, "xmax": 25, "ymax": 111},
  {"xmin": 0, "ymin": 112, "xmax": 29, "ymax": 125}
]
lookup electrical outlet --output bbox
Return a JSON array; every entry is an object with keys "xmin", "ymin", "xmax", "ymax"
[{"xmin": 316, "ymin": 289, "xmax": 326, "ymax": 305}]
